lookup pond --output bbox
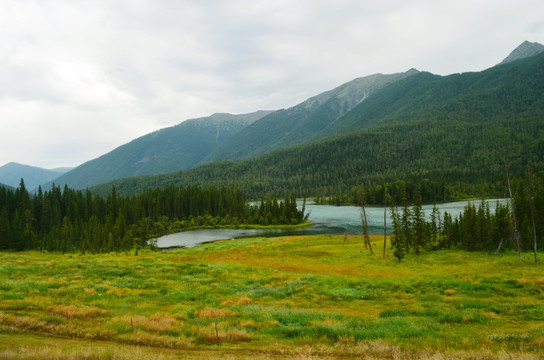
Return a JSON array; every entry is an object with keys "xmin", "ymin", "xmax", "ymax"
[{"xmin": 155, "ymin": 198, "xmax": 508, "ymax": 249}]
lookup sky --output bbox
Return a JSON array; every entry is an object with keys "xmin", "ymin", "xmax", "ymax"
[{"xmin": 1, "ymin": 0, "xmax": 543, "ymax": 169}]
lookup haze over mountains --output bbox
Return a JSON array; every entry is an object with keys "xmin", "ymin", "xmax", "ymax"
[
  {"xmin": 2, "ymin": 41, "xmax": 543, "ymax": 195},
  {"xmin": 0, "ymin": 162, "xmax": 71, "ymax": 190}
]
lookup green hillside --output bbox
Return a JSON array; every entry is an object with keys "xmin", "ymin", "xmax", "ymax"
[
  {"xmin": 89, "ymin": 51, "xmax": 544, "ymax": 200},
  {"xmin": 89, "ymin": 117, "xmax": 542, "ymax": 200},
  {"xmin": 45, "ymin": 111, "xmax": 271, "ymax": 190}
]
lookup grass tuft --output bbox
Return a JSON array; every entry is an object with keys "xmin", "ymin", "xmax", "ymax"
[
  {"xmin": 194, "ymin": 307, "xmax": 232, "ymax": 319},
  {"xmin": 49, "ymin": 305, "xmax": 106, "ymax": 320}
]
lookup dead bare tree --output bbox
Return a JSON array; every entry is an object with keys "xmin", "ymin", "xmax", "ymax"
[
  {"xmin": 527, "ymin": 167, "xmax": 539, "ymax": 263},
  {"xmin": 493, "ymin": 238, "xmax": 505, "ymax": 256},
  {"xmin": 504, "ymin": 159, "xmax": 522, "ymax": 262},
  {"xmin": 383, "ymin": 189, "xmax": 388, "ymax": 259},
  {"xmin": 358, "ymin": 187, "xmax": 374, "ymax": 255}
]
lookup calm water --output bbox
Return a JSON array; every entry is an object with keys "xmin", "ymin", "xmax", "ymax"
[{"xmin": 156, "ymin": 199, "xmax": 507, "ymax": 248}]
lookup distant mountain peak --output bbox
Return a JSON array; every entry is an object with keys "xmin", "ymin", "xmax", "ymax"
[
  {"xmin": 500, "ymin": 40, "xmax": 544, "ymax": 64},
  {"xmin": 0, "ymin": 162, "xmax": 71, "ymax": 190}
]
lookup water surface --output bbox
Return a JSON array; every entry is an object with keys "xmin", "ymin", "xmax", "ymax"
[{"xmin": 156, "ymin": 199, "xmax": 507, "ymax": 248}]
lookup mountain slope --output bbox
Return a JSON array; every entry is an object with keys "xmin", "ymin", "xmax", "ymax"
[
  {"xmin": 0, "ymin": 162, "xmax": 70, "ymax": 190},
  {"xmin": 323, "ymin": 50, "xmax": 544, "ymax": 136},
  {"xmin": 500, "ymin": 40, "xmax": 544, "ymax": 65},
  {"xmin": 47, "ymin": 111, "xmax": 271, "ymax": 190},
  {"xmin": 201, "ymin": 69, "xmax": 419, "ymax": 163},
  {"xmin": 91, "ymin": 113, "xmax": 543, "ymax": 199},
  {"xmin": 89, "ymin": 48, "xmax": 544, "ymax": 199}
]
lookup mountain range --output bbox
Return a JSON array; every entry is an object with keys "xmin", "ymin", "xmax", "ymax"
[
  {"xmin": 0, "ymin": 162, "xmax": 71, "ymax": 190},
  {"xmin": 87, "ymin": 41, "xmax": 544, "ymax": 199},
  {"xmin": 37, "ymin": 69, "xmax": 424, "ymax": 191},
  {"xmin": 201, "ymin": 69, "xmax": 419, "ymax": 163},
  {"xmin": 42, "ymin": 111, "xmax": 271, "ymax": 190},
  {"xmin": 3, "ymin": 40, "xmax": 544, "ymax": 197}
]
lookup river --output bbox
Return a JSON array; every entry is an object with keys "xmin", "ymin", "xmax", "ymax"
[{"xmin": 155, "ymin": 199, "xmax": 507, "ymax": 249}]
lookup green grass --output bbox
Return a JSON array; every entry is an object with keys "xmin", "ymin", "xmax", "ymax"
[{"xmin": 1, "ymin": 235, "xmax": 544, "ymax": 359}]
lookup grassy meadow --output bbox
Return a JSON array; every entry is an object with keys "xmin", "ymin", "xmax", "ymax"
[{"xmin": 1, "ymin": 234, "xmax": 544, "ymax": 359}]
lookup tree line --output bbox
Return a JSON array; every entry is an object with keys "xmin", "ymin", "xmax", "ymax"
[
  {"xmin": 315, "ymin": 178, "xmax": 506, "ymax": 206},
  {"xmin": 387, "ymin": 174, "xmax": 544, "ymax": 262},
  {"xmin": 0, "ymin": 181, "xmax": 306, "ymax": 253}
]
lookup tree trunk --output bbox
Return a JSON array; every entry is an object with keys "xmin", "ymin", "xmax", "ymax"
[
  {"xmin": 383, "ymin": 193, "xmax": 387, "ymax": 259},
  {"xmin": 493, "ymin": 237, "xmax": 504, "ymax": 256},
  {"xmin": 359, "ymin": 190, "xmax": 373, "ymax": 255},
  {"xmin": 505, "ymin": 159, "xmax": 522, "ymax": 261},
  {"xmin": 527, "ymin": 167, "xmax": 539, "ymax": 263}
]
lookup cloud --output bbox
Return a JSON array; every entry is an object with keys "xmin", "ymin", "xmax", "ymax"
[{"xmin": 0, "ymin": 0, "xmax": 543, "ymax": 168}]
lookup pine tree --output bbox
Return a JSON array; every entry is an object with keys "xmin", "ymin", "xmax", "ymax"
[{"xmin": 0, "ymin": 207, "xmax": 10, "ymax": 250}]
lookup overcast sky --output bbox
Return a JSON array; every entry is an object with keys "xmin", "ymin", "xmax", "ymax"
[{"xmin": 1, "ymin": 0, "xmax": 543, "ymax": 169}]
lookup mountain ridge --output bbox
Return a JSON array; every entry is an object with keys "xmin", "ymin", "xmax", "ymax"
[
  {"xmin": 34, "ymin": 40, "xmax": 544, "ymax": 193},
  {"xmin": 201, "ymin": 68, "xmax": 420, "ymax": 164},
  {"xmin": 42, "ymin": 111, "xmax": 272, "ymax": 191},
  {"xmin": 500, "ymin": 40, "xmax": 544, "ymax": 65},
  {"xmin": 0, "ymin": 162, "xmax": 71, "ymax": 190},
  {"xmin": 88, "ymin": 47, "xmax": 544, "ymax": 199}
]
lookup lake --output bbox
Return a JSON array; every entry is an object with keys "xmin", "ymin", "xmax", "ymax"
[{"xmin": 155, "ymin": 199, "xmax": 508, "ymax": 249}]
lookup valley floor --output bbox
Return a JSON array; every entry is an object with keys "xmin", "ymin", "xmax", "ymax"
[{"xmin": 1, "ymin": 235, "xmax": 543, "ymax": 359}]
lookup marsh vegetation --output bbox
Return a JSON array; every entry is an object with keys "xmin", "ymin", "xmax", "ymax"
[{"xmin": 1, "ymin": 235, "xmax": 544, "ymax": 359}]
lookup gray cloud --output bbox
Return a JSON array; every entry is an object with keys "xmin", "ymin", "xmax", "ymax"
[{"xmin": 0, "ymin": 0, "xmax": 543, "ymax": 168}]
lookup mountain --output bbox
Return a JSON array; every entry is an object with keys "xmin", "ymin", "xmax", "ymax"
[
  {"xmin": 0, "ymin": 162, "xmax": 70, "ymax": 190},
  {"xmin": 500, "ymin": 40, "xmax": 544, "ymax": 65},
  {"xmin": 45, "ymin": 111, "xmax": 271, "ymax": 190},
  {"xmin": 89, "ymin": 47, "xmax": 544, "ymax": 199},
  {"xmin": 201, "ymin": 69, "xmax": 419, "ymax": 163},
  {"xmin": 0, "ymin": 183, "xmax": 15, "ymax": 191},
  {"xmin": 322, "ymin": 53, "xmax": 544, "ymax": 136}
]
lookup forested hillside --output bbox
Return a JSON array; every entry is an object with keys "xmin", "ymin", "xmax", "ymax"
[
  {"xmin": 43, "ymin": 111, "xmax": 271, "ymax": 190},
  {"xmin": 90, "ymin": 51, "xmax": 544, "ymax": 201},
  {"xmin": 90, "ymin": 115, "xmax": 542, "ymax": 201}
]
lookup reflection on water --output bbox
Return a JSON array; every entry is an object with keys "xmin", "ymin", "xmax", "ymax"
[{"xmin": 156, "ymin": 199, "xmax": 507, "ymax": 248}]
